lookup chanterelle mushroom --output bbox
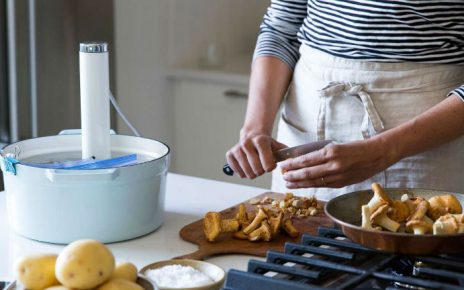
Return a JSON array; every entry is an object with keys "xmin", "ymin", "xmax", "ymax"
[
  {"xmin": 400, "ymin": 194, "xmax": 409, "ymax": 202},
  {"xmin": 282, "ymin": 218, "xmax": 299, "ymax": 238},
  {"xmin": 403, "ymin": 197, "xmax": 426, "ymax": 215},
  {"xmin": 406, "ymin": 200, "xmax": 432, "ymax": 235},
  {"xmin": 371, "ymin": 204, "xmax": 400, "ymax": 232},
  {"xmin": 248, "ymin": 220, "xmax": 272, "ymax": 242},
  {"xmin": 453, "ymin": 214, "xmax": 464, "ymax": 223},
  {"xmin": 203, "ymin": 212, "xmax": 240, "ymax": 242},
  {"xmin": 361, "ymin": 205, "xmax": 373, "ymax": 230},
  {"xmin": 367, "ymin": 183, "xmax": 392, "ymax": 212},
  {"xmin": 408, "ymin": 200, "xmax": 429, "ymax": 221},
  {"xmin": 407, "ymin": 220, "xmax": 433, "ymax": 235},
  {"xmin": 458, "ymin": 224, "xmax": 464, "ymax": 234},
  {"xmin": 387, "ymin": 200, "xmax": 410, "ymax": 223},
  {"xmin": 428, "ymin": 194, "xmax": 463, "ymax": 221},
  {"xmin": 233, "ymin": 230, "xmax": 248, "ymax": 240},
  {"xmin": 452, "ymin": 213, "xmax": 464, "ymax": 233},
  {"xmin": 268, "ymin": 211, "xmax": 284, "ymax": 236},
  {"xmin": 243, "ymin": 207, "xmax": 268, "ymax": 234},
  {"xmin": 433, "ymin": 214, "xmax": 459, "ymax": 235},
  {"xmin": 235, "ymin": 203, "xmax": 248, "ymax": 229}
]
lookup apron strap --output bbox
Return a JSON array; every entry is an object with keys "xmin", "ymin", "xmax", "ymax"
[{"xmin": 317, "ymin": 82, "xmax": 385, "ymax": 140}]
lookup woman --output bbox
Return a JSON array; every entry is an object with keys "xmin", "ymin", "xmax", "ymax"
[{"xmin": 226, "ymin": 0, "xmax": 464, "ymax": 200}]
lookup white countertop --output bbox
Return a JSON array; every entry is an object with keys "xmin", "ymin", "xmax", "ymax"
[{"xmin": 0, "ymin": 173, "xmax": 267, "ymax": 281}]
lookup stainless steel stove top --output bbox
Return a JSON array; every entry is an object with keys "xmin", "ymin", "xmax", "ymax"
[{"xmin": 224, "ymin": 227, "xmax": 464, "ymax": 290}]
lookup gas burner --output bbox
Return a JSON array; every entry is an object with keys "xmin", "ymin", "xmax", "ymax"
[
  {"xmin": 388, "ymin": 260, "xmax": 429, "ymax": 289},
  {"xmin": 224, "ymin": 227, "xmax": 464, "ymax": 290}
]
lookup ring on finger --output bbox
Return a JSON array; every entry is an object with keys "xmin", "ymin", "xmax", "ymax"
[{"xmin": 321, "ymin": 176, "xmax": 327, "ymax": 187}]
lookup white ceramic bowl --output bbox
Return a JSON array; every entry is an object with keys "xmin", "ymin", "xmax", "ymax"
[{"xmin": 140, "ymin": 259, "xmax": 225, "ymax": 290}]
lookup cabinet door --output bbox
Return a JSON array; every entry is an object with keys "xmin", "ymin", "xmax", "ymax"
[{"xmin": 172, "ymin": 80, "xmax": 274, "ymax": 188}]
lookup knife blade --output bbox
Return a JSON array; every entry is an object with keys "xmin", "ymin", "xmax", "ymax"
[{"xmin": 223, "ymin": 140, "xmax": 332, "ymax": 176}]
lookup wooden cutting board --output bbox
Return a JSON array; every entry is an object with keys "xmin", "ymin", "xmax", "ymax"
[{"xmin": 176, "ymin": 192, "xmax": 334, "ymax": 260}]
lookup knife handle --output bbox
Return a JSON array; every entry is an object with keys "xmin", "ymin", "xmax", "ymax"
[{"xmin": 223, "ymin": 164, "xmax": 234, "ymax": 176}]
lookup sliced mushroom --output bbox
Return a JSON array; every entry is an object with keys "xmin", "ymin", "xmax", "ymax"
[
  {"xmin": 371, "ymin": 204, "xmax": 400, "ymax": 232},
  {"xmin": 367, "ymin": 183, "xmax": 392, "ymax": 212},
  {"xmin": 284, "ymin": 192, "xmax": 294, "ymax": 201},
  {"xmin": 203, "ymin": 212, "xmax": 240, "ymax": 242},
  {"xmin": 428, "ymin": 195, "xmax": 463, "ymax": 221}
]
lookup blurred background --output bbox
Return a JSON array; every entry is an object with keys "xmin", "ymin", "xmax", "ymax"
[{"xmin": 0, "ymin": 0, "xmax": 274, "ymax": 191}]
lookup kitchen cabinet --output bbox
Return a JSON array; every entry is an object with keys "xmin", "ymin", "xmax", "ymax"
[{"xmin": 169, "ymin": 67, "xmax": 277, "ymax": 188}]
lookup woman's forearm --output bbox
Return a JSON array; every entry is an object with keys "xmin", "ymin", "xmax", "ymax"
[
  {"xmin": 376, "ymin": 94, "xmax": 464, "ymax": 166},
  {"xmin": 226, "ymin": 56, "xmax": 293, "ymax": 178},
  {"xmin": 241, "ymin": 56, "xmax": 293, "ymax": 137}
]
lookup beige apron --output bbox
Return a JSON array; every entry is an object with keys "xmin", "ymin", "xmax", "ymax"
[{"xmin": 272, "ymin": 45, "xmax": 464, "ymax": 201}]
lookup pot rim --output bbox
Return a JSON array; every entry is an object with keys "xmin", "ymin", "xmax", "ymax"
[{"xmin": 0, "ymin": 133, "xmax": 170, "ymax": 170}]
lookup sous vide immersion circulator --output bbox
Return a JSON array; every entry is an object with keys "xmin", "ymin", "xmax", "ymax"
[{"xmin": 79, "ymin": 42, "xmax": 111, "ymax": 160}]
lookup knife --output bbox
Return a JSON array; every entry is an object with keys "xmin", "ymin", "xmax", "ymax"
[{"xmin": 222, "ymin": 140, "xmax": 333, "ymax": 176}]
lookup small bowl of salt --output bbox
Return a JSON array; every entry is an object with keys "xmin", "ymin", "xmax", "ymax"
[{"xmin": 140, "ymin": 259, "xmax": 225, "ymax": 290}]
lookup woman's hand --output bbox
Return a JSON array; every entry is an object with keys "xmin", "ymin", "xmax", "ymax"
[
  {"xmin": 280, "ymin": 138, "xmax": 395, "ymax": 188},
  {"xmin": 226, "ymin": 133, "xmax": 287, "ymax": 179}
]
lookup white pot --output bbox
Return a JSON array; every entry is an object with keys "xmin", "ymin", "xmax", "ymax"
[{"xmin": 0, "ymin": 132, "xmax": 170, "ymax": 244}]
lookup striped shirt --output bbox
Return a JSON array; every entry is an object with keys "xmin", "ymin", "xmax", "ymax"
[{"xmin": 254, "ymin": 0, "xmax": 464, "ymax": 99}]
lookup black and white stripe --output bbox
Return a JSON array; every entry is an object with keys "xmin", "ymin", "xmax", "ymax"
[{"xmin": 254, "ymin": 0, "xmax": 464, "ymax": 99}]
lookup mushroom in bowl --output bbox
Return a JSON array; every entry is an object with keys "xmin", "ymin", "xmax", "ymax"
[{"xmin": 325, "ymin": 184, "xmax": 464, "ymax": 254}]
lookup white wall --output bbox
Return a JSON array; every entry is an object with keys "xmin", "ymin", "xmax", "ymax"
[
  {"xmin": 167, "ymin": 0, "xmax": 268, "ymax": 67},
  {"xmin": 114, "ymin": 0, "xmax": 268, "ymax": 145},
  {"xmin": 114, "ymin": 0, "xmax": 173, "ymax": 144}
]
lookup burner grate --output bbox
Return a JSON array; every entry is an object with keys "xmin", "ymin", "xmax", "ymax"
[{"xmin": 223, "ymin": 227, "xmax": 464, "ymax": 290}]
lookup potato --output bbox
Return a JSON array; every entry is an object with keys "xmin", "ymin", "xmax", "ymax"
[
  {"xmin": 15, "ymin": 254, "xmax": 59, "ymax": 290},
  {"xmin": 112, "ymin": 262, "xmax": 138, "ymax": 282},
  {"xmin": 55, "ymin": 239, "xmax": 115, "ymax": 289},
  {"xmin": 45, "ymin": 286, "xmax": 74, "ymax": 290},
  {"xmin": 97, "ymin": 278, "xmax": 143, "ymax": 290}
]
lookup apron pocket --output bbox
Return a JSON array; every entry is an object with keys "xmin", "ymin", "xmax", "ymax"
[{"xmin": 317, "ymin": 82, "xmax": 383, "ymax": 142}]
